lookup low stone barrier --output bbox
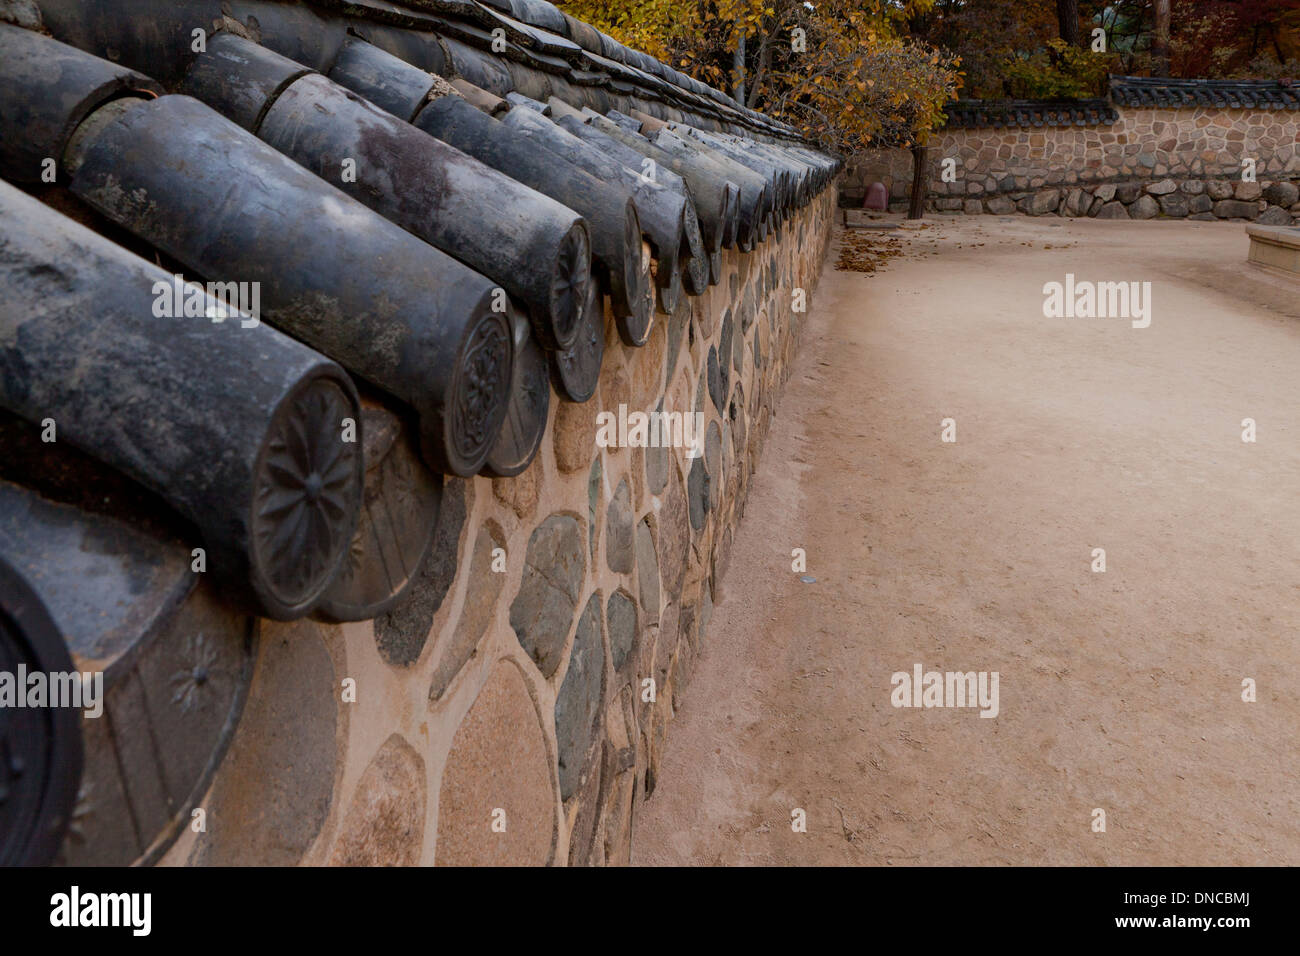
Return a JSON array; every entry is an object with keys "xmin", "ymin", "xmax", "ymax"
[
  {"xmin": 1247, "ymin": 223, "xmax": 1300, "ymax": 274},
  {"xmin": 159, "ymin": 187, "xmax": 838, "ymax": 867},
  {"xmin": 938, "ymin": 176, "xmax": 1300, "ymax": 224},
  {"xmin": 844, "ymin": 83, "xmax": 1300, "ymax": 226}
]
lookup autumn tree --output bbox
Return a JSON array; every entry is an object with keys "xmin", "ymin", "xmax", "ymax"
[
  {"xmin": 912, "ymin": 0, "xmax": 1300, "ymax": 90},
  {"xmin": 556, "ymin": 0, "xmax": 960, "ymax": 156},
  {"xmin": 1164, "ymin": 0, "xmax": 1300, "ymax": 77}
]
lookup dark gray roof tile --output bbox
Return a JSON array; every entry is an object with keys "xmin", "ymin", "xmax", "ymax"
[
  {"xmin": 942, "ymin": 98, "xmax": 1118, "ymax": 129},
  {"xmin": 1109, "ymin": 75, "xmax": 1300, "ymax": 110}
]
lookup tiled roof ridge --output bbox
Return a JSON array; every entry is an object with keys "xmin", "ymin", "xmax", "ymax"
[
  {"xmin": 311, "ymin": 0, "xmax": 810, "ymax": 142},
  {"xmin": 0, "ymin": 7, "xmax": 839, "ymax": 626},
  {"xmin": 1109, "ymin": 74, "xmax": 1300, "ymax": 110},
  {"xmin": 942, "ymin": 98, "xmax": 1119, "ymax": 129},
  {"xmin": 944, "ymin": 75, "xmax": 1300, "ymax": 127},
  {"xmin": 1112, "ymin": 74, "xmax": 1298, "ymax": 90}
]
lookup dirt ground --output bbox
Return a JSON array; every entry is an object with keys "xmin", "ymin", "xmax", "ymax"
[{"xmin": 631, "ymin": 214, "xmax": 1300, "ymax": 866}]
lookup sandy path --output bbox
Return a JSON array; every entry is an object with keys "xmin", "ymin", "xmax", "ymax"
[{"xmin": 631, "ymin": 215, "xmax": 1300, "ymax": 866}]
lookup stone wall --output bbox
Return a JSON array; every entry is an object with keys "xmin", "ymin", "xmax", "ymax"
[
  {"xmin": 844, "ymin": 106, "xmax": 1300, "ymax": 225},
  {"xmin": 157, "ymin": 187, "xmax": 837, "ymax": 867}
]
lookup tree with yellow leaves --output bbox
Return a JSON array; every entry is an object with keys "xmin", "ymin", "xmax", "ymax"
[{"xmin": 556, "ymin": 0, "xmax": 960, "ymax": 155}]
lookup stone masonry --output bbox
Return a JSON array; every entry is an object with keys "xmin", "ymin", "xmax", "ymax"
[
  {"xmin": 158, "ymin": 188, "xmax": 838, "ymax": 867},
  {"xmin": 846, "ymin": 105, "xmax": 1300, "ymax": 225}
]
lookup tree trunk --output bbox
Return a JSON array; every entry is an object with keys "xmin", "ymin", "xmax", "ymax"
[
  {"xmin": 1055, "ymin": 0, "xmax": 1081, "ymax": 46},
  {"xmin": 908, "ymin": 145, "xmax": 928, "ymax": 220},
  {"xmin": 747, "ymin": 32, "xmax": 771, "ymax": 109},
  {"xmin": 1152, "ymin": 0, "xmax": 1171, "ymax": 76},
  {"xmin": 733, "ymin": 30, "xmax": 746, "ymax": 106}
]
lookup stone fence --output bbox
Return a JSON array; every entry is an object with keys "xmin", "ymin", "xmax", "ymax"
[
  {"xmin": 843, "ymin": 77, "xmax": 1300, "ymax": 225},
  {"xmin": 0, "ymin": 0, "xmax": 839, "ymax": 868},
  {"xmin": 153, "ymin": 189, "xmax": 836, "ymax": 867}
]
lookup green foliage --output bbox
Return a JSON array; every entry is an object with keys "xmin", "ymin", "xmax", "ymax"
[{"xmin": 1000, "ymin": 39, "xmax": 1113, "ymax": 98}]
